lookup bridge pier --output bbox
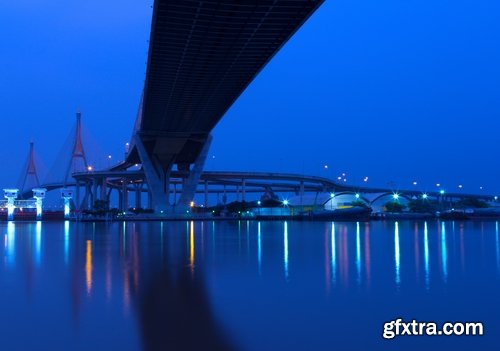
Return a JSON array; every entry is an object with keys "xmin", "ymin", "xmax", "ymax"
[
  {"xmin": 4, "ymin": 189, "xmax": 19, "ymax": 221},
  {"xmin": 81, "ymin": 181, "xmax": 91, "ymax": 210},
  {"xmin": 61, "ymin": 188, "xmax": 73, "ymax": 219},
  {"xmin": 134, "ymin": 134, "xmax": 170, "ymax": 213},
  {"xmin": 177, "ymin": 135, "xmax": 212, "ymax": 210},
  {"xmin": 32, "ymin": 188, "xmax": 46, "ymax": 220},
  {"xmin": 204, "ymin": 180, "xmax": 209, "ymax": 208},
  {"xmin": 242, "ymin": 179, "xmax": 246, "ymax": 202},
  {"xmin": 75, "ymin": 182, "xmax": 81, "ymax": 210},
  {"xmin": 100, "ymin": 178, "xmax": 107, "ymax": 203},
  {"xmin": 121, "ymin": 181, "xmax": 129, "ymax": 211},
  {"xmin": 135, "ymin": 183, "xmax": 142, "ymax": 209},
  {"xmin": 147, "ymin": 189, "xmax": 153, "ymax": 210}
]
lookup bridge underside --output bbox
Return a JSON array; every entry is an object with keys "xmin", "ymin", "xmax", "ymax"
[{"xmin": 127, "ymin": 0, "xmax": 324, "ymax": 212}]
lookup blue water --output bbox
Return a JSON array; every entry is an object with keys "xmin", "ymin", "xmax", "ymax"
[{"xmin": 1, "ymin": 220, "xmax": 499, "ymax": 350}]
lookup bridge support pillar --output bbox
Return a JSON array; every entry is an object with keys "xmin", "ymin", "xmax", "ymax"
[
  {"xmin": 3, "ymin": 189, "xmax": 19, "ymax": 221},
  {"xmin": 135, "ymin": 183, "xmax": 142, "ymax": 209},
  {"xmin": 204, "ymin": 180, "xmax": 209, "ymax": 208},
  {"xmin": 147, "ymin": 189, "xmax": 153, "ymax": 210},
  {"xmin": 177, "ymin": 135, "xmax": 212, "ymax": 210},
  {"xmin": 61, "ymin": 188, "xmax": 73, "ymax": 219},
  {"xmin": 32, "ymin": 188, "xmax": 46, "ymax": 220},
  {"xmin": 75, "ymin": 182, "xmax": 81, "ymax": 211},
  {"xmin": 121, "ymin": 182, "xmax": 129, "ymax": 212},
  {"xmin": 100, "ymin": 178, "xmax": 107, "ymax": 203},
  {"xmin": 242, "ymin": 179, "xmax": 246, "ymax": 202},
  {"xmin": 92, "ymin": 181, "xmax": 98, "ymax": 207},
  {"xmin": 173, "ymin": 183, "xmax": 177, "ymax": 205},
  {"xmin": 82, "ymin": 181, "xmax": 92, "ymax": 210},
  {"xmin": 134, "ymin": 135, "xmax": 171, "ymax": 213}
]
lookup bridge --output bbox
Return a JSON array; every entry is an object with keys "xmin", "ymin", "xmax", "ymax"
[{"xmin": 7, "ymin": 0, "xmax": 499, "ymax": 217}]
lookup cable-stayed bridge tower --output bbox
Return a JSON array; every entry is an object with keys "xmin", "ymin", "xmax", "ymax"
[
  {"xmin": 18, "ymin": 141, "xmax": 41, "ymax": 194},
  {"xmin": 64, "ymin": 108, "xmax": 88, "ymax": 186}
]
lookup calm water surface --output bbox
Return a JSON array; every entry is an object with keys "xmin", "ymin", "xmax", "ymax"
[{"xmin": 1, "ymin": 220, "xmax": 499, "ymax": 350}]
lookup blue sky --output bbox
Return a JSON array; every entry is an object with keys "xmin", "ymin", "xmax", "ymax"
[{"xmin": 1, "ymin": 0, "xmax": 499, "ymax": 194}]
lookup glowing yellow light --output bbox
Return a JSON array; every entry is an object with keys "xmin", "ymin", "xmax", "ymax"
[
  {"xmin": 189, "ymin": 221, "xmax": 195, "ymax": 271},
  {"xmin": 189, "ymin": 201, "xmax": 194, "ymax": 208},
  {"xmin": 85, "ymin": 240, "xmax": 93, "ymax": 295}
]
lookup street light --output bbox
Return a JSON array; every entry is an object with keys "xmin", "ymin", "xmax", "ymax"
[{"xmin": 422, "ymin": 193, "xmax": 428, "ymax": 199}]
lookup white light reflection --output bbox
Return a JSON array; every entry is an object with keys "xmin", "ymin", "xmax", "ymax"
[
  {"xmin": 441, "ymin": 222, "xmax": 448, "ymax": 282},
  {"xmin": 331, "ymin": 222, "xmax": 336, "ymax": 284},
  {"xmin": 6, "ymin": 221, "xmax": 15, "ymax": 267},
  {"xmin": 122, "ymin": 221, "xmax": 126, "ymax": 253},
  {"xmin": 257, "ymin": 222, "xmax": 262, "ymax": 275},
  {"xmin": 395, "ymin": 222, "xmax": 400, "ymax": 287},
  {"xmin": 64, "ymin": 220, "xmax": 70, "ymax": 264},
  {"xmin": 35, "ymin": 221, "xmax": 42, "ymax": 266},
  {"xmin": 284, "ymin": 221, "xmax": 289, "ymax": 280},
  {"xmin": 496, "ymin": 221, "xmax": 500, "ymax": 274},
  {"xmin": 424, "ymin": 222, "xmax": 430, "ymax": 289},
  {"xmin": 356, "ymin": 221, "xmax": 361, "ymax": 285}
]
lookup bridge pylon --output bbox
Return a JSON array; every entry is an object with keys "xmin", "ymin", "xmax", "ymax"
[
  {"xmin": 64, "ymin": 108, "xmax": 89, "ymax": 186},
  {"xmin": 18, "ymin": 141, "xmax": 41, "ymax": 197}
]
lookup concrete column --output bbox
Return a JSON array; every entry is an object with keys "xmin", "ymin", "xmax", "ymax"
[
  {"xmin": 84, "ymin": 181, "xmax": 92, "ymax": 210},
  {"xmin": 92, "ymin": 180, "xmax": 98, "ymax": 203},
  {"xmin": 204, "ymin": 180, "xmax": 209, "ymax": 207},
  {"xmin": 3, "ymin": 189, "xmax": 18, "ymax": 221},
  {"xmin": 173, "ymin": 183, "xmax": 177, "ymax": 204},
  {"xmin": 32, "ymin": 188, "xmax": 46, "ymax": 220},
  {"xmin": 147, "ymin": 189, "xmax": 153, "ymax": 210},
  {"xmin": 122, "ymin": 182, "xmax": 128, "ymax": 211},
  {"xmin": 242, "ymin": 179, "xmax": 246, "ymax": 202},
  {"xmin": 100, "ymin": 178, "xmax": 107, "ymax": 202},
  {"xmin": 135, "ymin": 184, "xmax": 142, "ymax": 209},
  {"xmin": 61, "ymin": 188, "xmax": 73, "ymax": 219},
  {"xmin": 76, "ymin": 182, "xmax": 80, "ymax": 210},
  {"xmin": 118, "ymin": 188, "xmax": 123, "ymax": 211}
]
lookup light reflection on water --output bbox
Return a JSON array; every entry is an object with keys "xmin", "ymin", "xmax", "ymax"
[
  {"xmin": 424, "ymin": 221, "xmax": 430, "ymax": 289},
  {"xmin": 441, "ymin": 221, "xmax": 448, "ymax": 282},
  {"xmin": 395, "ymin": 221, "xmax": 400, "ymax": 287},
  {"xmin": 1, "ymin": 220, "xmax": 500, "ymax": 350},
  {"xmin": 6, "ymin": 221, "xmax": 15, "ymax": 267},
  {"xmin": 283, "ymin": 221, "xmax": 289, "ymax": 280},
  {"xmin": 331, "ymin": 222, "xmax": 336, "ymax": 285},
  {"xmin": 35, "ymin": 221, "xmax": 42, "ymax": 266},
  {"xmin": 356, "ymin": 222, "xmax": 361, "ymax": 285}
]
